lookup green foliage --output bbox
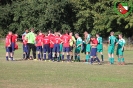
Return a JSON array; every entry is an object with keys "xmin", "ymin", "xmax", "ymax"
[{"xmin": 0, "ymin": 0, "xmax": 133, "ymax": 37}]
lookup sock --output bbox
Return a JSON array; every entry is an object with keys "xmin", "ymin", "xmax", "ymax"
[
  {"xmin": 57, "ymin": 57, "xmax": 60, "ymax": 61},
  {"xmin": 67, "ymin": 55, "xmax": 70, "ymax": 61},
  {"xmin": 86, "ymin": 55, "xmax": 89, "ymax": 62},
  {"xmin": 90, "ymin": 58, "xmax": 93, "ymax": 64},
  {"xmin": 118, "ymin": 58, "xmax": 121, "ymax": 63},
  {"xmin": 44, "ymin": 54, "xmax": 46, "ymax": 60},
  {"xmin": 75, "ymin": 56, "xmax": 77, "ymax": 61},
  {"xmin": 101, "ymin": 55, "xmax": 104, "ymax": 61},
  {"xmin": 10, "ymin": 57, "xmax": 13, "ymax": 61},
  {"xmin": 48, "ymin": 53, "xmax": 51, "ymax": 60},
  {"xmin": 60, "ymin": 54, "xmax": 62, "ymax": 60},
  {"xmin": 71, "ymin": 56, "xmax": 73, "ymax": 61},
  {"xmin": 109, "ymin": 58, "xmax": 111, "ymax": 64},
  {"xmin": 96, "ymin": 57, "xmax": 100, "ymax": 62},
  {"xmin": 6, "ymin": 56, "xmax": 8, "ymax": 61},
  {"xmin": 62, "ymin": 55, "xmax": 64, "ymax": 60},
  {"xmin": 112, "ymin": 58, "xmax": 114, "ymax": 64},
  {"xmin": 23, "ymin": 54, "xmax": 25, "ymax": 59},
  {"xmin": 121, "ymin": 58, "xmax": 124, "ymax": 62},
  {"xmin": 38, "ymin": 54, "xmax": 40, "ymax": 59},
  {"xmin": 77, "ymin": 56, "xmax": 80, "ymax": 62}
]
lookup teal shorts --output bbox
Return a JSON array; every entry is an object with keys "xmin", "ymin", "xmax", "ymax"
[
  {"xmin": 108, "ymin": 45, "xmax": 115, "ymax": 54},
  {"xmin": 97, "ymin": 49, "xmax": 103, "ymax": 52},
  {"xmin": 116, "ymin": 48, "xmax": 123, "ymax": 56},
  {"xmin": 86, "ymin": 44, "xmax": 91, "ymax": 52},
  {"xmin": 75, "ymin": 47, "xmax": 81, "ymax": 54}
]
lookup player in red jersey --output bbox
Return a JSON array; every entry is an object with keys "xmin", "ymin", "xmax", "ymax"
[
  {"xmin": 43, "ymin": 32, "xmax": 50, "ymax": 61},
  {"xmin": 22, "ymin": 31, "xmax": 28, "ymax": 59},
  {"xmin": 5, "ymin": 31, "xmax": 13, "ymax": 61},
  {"xmin": 11, "ymin": 33, "xmax": 18, "ymax": 57},
  {"xmin": 90, "ymin": 36, "xmax": 101, "ymax": 65},
  {"xmin": 36, "ymin": 31, "xmax": 43, "ymax": 60},
  {"xmin": 52, "ymin": 32, "xmax": 62, "ymax": 62},
  {"xmin": 49, "ymin": 31, "xmax": 55, "ymax": 61},
  {"xmin": 61, "ymin": 30, "xmax": 71, "ymax": 62}
]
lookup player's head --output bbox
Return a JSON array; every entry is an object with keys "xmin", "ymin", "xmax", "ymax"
[
  {"xmin": 25, "ymin": 29, "xmax": 29, "ymax": 33},
  {"xmin": 65, "ymin": 30, "xmax": 69, "ymax": 34},
  {"xmin": 75, "ymin": 33, "xmax": 79, "ymax": 38},
  {"xmin": 31, "ymin": 28, "xmax": 34, "ymax": 32},
  {"xmin": 84, "ymin": 31, "xmax": 88, "ymax": 35},
  {"xmin": 48, "ymin": 29, "xmax": 52, "ymax": 34},
  {"xmin": 91, "ymin": 36, "xmax": 95, "ymax": 40},
  {"xmin": 118, "ymin": 34, "xmax": 122, "ymax": 39},
  {"xmin": 110, "ymin": 31, "xmax": 114, "ymax": 36},
  {"xmin": 96, "ymin": 33, "xmax": 100, "ymax": 37},
  {"xmin": 44, "ymin": 32, "xmax": 48, "ymax": 36},
  {"xmin": 8, "ymin": 31, "xmax": 12, "ymax": 35},
  {"xmin": 15, "ymin": 34, "xmax": 18, "ymax": 37},
  {"xmin": 69, "ymin": 31, "xmax": 73, "ymax": 36},
  {"xmin": 38, "ymin": 30, "xmax": 42, "ymax": 35}
]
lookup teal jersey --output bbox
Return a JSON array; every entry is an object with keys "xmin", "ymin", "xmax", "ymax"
[
  {"xmin": 97, "ymin": 37, "xmax": 102, "ymax": 44},
  {"xmin": 85, "ymin": 34, "xmax": 91, "ymax": 44},
  {"xmin": 76, "ymin": 37, "xmax": 82, "ymax": 47},
  {"xmin": 109, "ymin": 35, "xmax": 117, "ymax": 46},
  {"xmin": 117, "ymin": 38, "xmax": 126, "ymax": 48}
]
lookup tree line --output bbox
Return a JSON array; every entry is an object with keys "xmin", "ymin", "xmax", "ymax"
[{"xmin": 0, "ymin": 0, "xmax": 133, "ymax": 38}]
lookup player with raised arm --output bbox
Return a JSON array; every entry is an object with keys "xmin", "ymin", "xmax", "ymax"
[
  {"xmin": 75, "ymin": 33, "xmax": 82, "ymax": 62},
  {"xmin": 108, "ymin": 32, "xmax": 117, "ymax": 64},
  {"xmin": 116, "ymin": 34, "xmax": 126, "ymax": 65},
  {"xmin": 61, "ymin": 30, "xmax": 71, "ymax": 62},
  {"xmin": 96, "ymin": 33, "xmax": 104, "ymax": 61}
]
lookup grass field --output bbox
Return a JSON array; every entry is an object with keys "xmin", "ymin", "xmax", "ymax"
[{"xmin": 0, "ymin": 43, "xmax": 133, "ymax": 88}]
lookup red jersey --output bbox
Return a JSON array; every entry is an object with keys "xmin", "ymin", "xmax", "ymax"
[
  {"xmin": 5, "ymin": 34, "xmax": 12, "ymax": 47},
  {"xmin": 36, "ymin": 35, "xmax": 43, "ymax": 46},
  {"xmin": 12, "ymin": 35, "xmax": 17, "ymax": 43},
  {"xmin": 43, "ymin": 36, "xmax": 50, "ymax": 44},
  {"xmin": 53, "ymin": 36, "xmax": 61, "ymax": 44},
  {"xmin": 61, "ymin": 34, "xmax": 71, "ymax": 47},
  {"xmin": 49, "ymin": 35, "xmax": 54, "ymax": 48},
  {"xmin": 22, "ymin": 35, "xmax": 28, "ymax": 45},
  {"xmin": 91, "ymin": 38, "xmax": 98, "ymax": 45}
]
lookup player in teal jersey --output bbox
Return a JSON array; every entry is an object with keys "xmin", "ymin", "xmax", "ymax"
[
  {"xmin": 116, "ymin": 34, "xmax": 126, "ymax": 65},
  {"xmin": 75, "ymin": 33, "xmax": 82, "ymax": 62},
  {"xmin": 108, "ymin": 32, "xmax": 117, "ymax": 64},
  {"xmin": 84, "ymin": 31, "xmax": 91, "ymax": 62},
  {"xmin": 96, "ymin": 33, "xmax": 104, "ymax": 61}
]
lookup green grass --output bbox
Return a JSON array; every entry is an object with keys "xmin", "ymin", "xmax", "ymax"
[{"xmin": 0, "ymin": 43, "xmax": 133, "ymax": 88}]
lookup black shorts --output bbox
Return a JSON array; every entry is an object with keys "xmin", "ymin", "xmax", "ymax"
[{"xmin": 69, "ymin": 46, "xmax": 73, "ymax": 52}]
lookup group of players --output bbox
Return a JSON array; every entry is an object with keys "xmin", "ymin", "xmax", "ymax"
[{"xmin": 5, "ymin": 29, "xmax": 126, "ymax": 65}]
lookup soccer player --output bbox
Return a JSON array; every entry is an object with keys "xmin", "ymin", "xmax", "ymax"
[
  {"xmin": 52, "ymin": 32, "xmax": 61, "ymax": 62},
  {"xmin": 84, "ymin": 31, "xmax": 91, "ymax": 62},
  {"xmin": 5, "ymin": 31, "xmax": 13, "ymax": 61},
  {"xmin": 96, "ymin": 33, "xmax": 104, "ymax": 61},
  {"xmin": 116, "ymin": 34, "xmax": 126, "ymax": 65},
  {"xmin": 22, "ymin": 32, "xmax": 28, "ymax": 60},
  {"xmin": 75, "ymin": 33, "xmax": 82, "ymax": 62},
  {"xmin": 49, "ymin": 31, "xmax": 54, "ymax": 61},
  {"xmin": 36, "ymin": 31, "xmax": 43, "ymax": 60},
  {"xmin": 43, "ymin": 32, "xmax": 50, "ymax": 61},
  {"xmin": 11, "ymin": 33, "xmax": 18, "ymax": 57},
  {"xmin": 69, "ymin": 31, "xmax": 76, "ymax": 62},
  {"xmin": 108, "ymin": 31, "xmax": 117, "ymax": 64},
  {"xmin": 90, "ymin": 36, "xmax": 101, "ymax": 65},
  {"xmin": 58, "ymin": 32, "xmax": 63, "ymax": 60},
  {"xmin": 61, "ymin": 30, "xmax": 71, "ymax": 62},
  {"xmin": 25, "ymin": 28, "xmax": 36, "ymax": 60}
]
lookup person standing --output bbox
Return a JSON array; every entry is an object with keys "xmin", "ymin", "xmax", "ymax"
[
  {"xmin": 96, "ymin": 33, "xmax": 104, "ymax": 61},
  {"xmin": 5, "ymin": 31, "xmax": 13, "ymax": 61},
  {"xmin": 25, "ymin": 28, "xmax": 36, "ymax": 60},
  {"xmin": 108, "ymin": 32, "xmax": 117, "ymax": 64},
  {"xmin": 74, "ymin": 33, "xmax": 82, "ymax": 62},
  {"xmin": 116, "ymin": 34, "xmax": 126, "ymax": 65}
]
